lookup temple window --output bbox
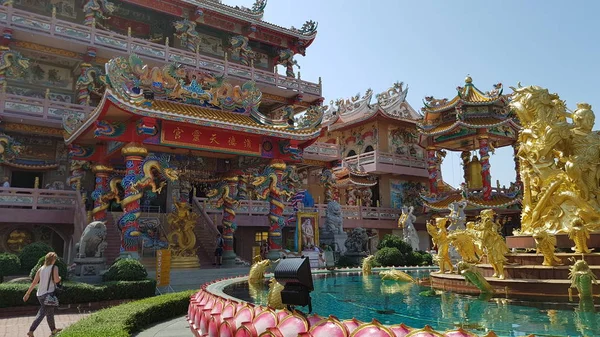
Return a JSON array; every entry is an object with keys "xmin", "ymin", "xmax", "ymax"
[
  {"xmin": 254, "ymin": 231, "xmax": 269, "ymax": 244},
  {"xmin": 346, "ymin": 150, "xmax": 357, "ymax": 158},
  {"xmin": 364, "ymin": 145, "xmax": 374, "ymax": 153}
]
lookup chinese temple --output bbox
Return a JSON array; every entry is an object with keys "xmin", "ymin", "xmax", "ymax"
[{"xmin": 417, "ymin": 76, "xmax": 522, "ymax": 221}]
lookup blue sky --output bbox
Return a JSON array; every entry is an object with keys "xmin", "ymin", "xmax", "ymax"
[{"xmin": 231, "ymin": 0, "xmax": 600, "ymax": 187}]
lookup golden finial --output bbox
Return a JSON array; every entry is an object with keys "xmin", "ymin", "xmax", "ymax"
[
  {"xmin": 128, "ymin": 27, "xmax": 131, "ymax": 37},
  {"xmin": 465, "ymin": 75, "xmax": 472, "ymax": 84},
  {"xmin": 34, "ymin": 177, "xmax": 39, "ymax": 189},
  {"xmin": 165, "ymin": 37, "xmax": 169, "ymax": 46},
  {"xmin": 52, "ymin": 6, "xmax": 56, "ymax": 18},
  {"xmin": 45, "ymin": 88, "xmax": 50, "ymax": 99}
]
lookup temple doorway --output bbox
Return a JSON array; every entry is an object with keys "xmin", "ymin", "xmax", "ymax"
[{"xmin": 10, "ymin": 171, "xmax": 43, "ymax": 188}]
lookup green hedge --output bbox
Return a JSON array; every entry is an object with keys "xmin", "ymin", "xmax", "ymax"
[
  {"xmin": 58, "ymin": 290, "xmax": 195, "ymax": 337},
  {"xmin": 18, "ymin": 243, "xmax": 53, "ymax": 272},
  {"xmin": 0, "ymin": 253, "xmax": 21, "ymax": 283},
  {"xmin": 0, "ymin": 279, "xmax": 156, "ymax": 308},
  {"xmin": 103, "ymin": 258, "xmax": 148, "ymax": 282},
  {"xmin": 29, "ymin": 256, "xmax": 69, "ymax": 281}
]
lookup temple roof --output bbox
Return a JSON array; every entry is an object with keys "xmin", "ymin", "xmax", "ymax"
[
  {"xmin": 421, "ymin": 189, "xmax": 521, "ymax": 211},
  {"xmin": 63, "ymin": 54, "xmax": 324, "ymax": 144},
  {"xmin": 322, "ymin": 82, "xmax": 422, "ymax": 131},
  {"xmin": 333, "ymin": 166, "xmax": 377, "ymax": 187},
  {"xmin": 186, "ymin": 0, "xmax": 318, "ymax": 45},
  {"xmin": 421, "ymin": 76, "xmax": 508, "ymax": 115}
]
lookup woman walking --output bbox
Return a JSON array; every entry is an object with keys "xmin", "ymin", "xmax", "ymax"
[{"xmin": 23, "ymin": 252, "xmax": 62, "ymax": 336}]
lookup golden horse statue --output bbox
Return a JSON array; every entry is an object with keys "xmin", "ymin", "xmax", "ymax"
[{"xmin": 362, "ymin": 255, "xmax": 375, "ymax": 275}]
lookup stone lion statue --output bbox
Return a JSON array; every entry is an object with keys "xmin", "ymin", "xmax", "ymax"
[
  {"xmin": 323, "ymin": 201, "xmax": 343, "ymax": 234},
  {"xmin": 345, "ymin": 227, "xmax": 369, "ymax": 253},
  {"xmin": 75, "ymin": 221, "xmax": 108, "ymax": 258}
]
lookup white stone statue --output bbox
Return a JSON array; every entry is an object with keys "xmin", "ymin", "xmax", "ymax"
[
  {"xmin": 447, "ymin": 200, "xmax": 467, "ymax": 231},
  {"xmin": 401, "ymin": 206, "xmax": 419, "ymax": 251},
  {"xmin": 75, "ymin": 221, "xmax": 108, "ymax": 258},
  {"xmin": 301, "ymin": 218, "xmax": 315, "ymax": 249}
]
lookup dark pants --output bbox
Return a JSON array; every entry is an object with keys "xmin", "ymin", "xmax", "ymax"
[{"xmin": 29, "ymin": 293, "xmax": 56, "ymax": 332}]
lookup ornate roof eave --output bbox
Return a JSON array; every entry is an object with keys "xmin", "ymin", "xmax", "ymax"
[
  {"xmin": 418, "ymin": 117, "xmax": 521, "ymax": 137},
  {"xmin": 188, "ymin": 0, "xmax": 318, "ymax": 40},
  {"xmin": 326, "ymin": 82, "xmax": 420, "ymax": 131},
  {"xmin": 64, "ymin": 90, "xmax": 323, "ymax": 145},
  {"xmin": 422, "ymin": 193, "xmax": 522, "ymax": 211},
  {"xmin": 1, "ymin": 161, "xmax": 59, "ymax": 170},
  {"xmin": 421, "ymin": 78, "xmax": 508, "ymax": 115}
]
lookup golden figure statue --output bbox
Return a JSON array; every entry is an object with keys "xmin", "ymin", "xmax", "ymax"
[
  {"xmin": 510, "ymin": 85, "xmax": 600, "ymax": 244},
  {"xmin": 568, "ymin": 214, "xmax": 592, "ymax": 254},
  {"xmin": 427, "ymin": 218, "xmax": 454, "ymax": 273},
  {"xmin": 533, "ymin": 230, "xmax": 563, "ymax": 266},
  {"xmin": 476, "ymin": 209, "xmax": 508, "ymax": 279},
  {"xmin": 362, "ymin": 255, "xmax": 375, "ymax": 275},
  {"xmin": 267, "ymin": 277, "xmax": 285, "ymax": 309},
  {"xmin": 379, "ymin": 269, "xmax": 415, "ymax": 283}
]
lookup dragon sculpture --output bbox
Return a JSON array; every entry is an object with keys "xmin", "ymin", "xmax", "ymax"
[
  {"xmin": 83, "ymin": 0, "xmax": 115, "ymax": 28},
  {"xmin": 320, "ymin": 168, "xmax": 336, "ymax": 203},
  {"xmin": 533, "ymin": 230, "xmax": 563, "ymax": 266},
  {"xmin": 252, "ymin": 160, "xmax": 292, "ymax": 251},
  {"xmin": 362, "ymin": 255, "xmax": 375, "ymax": 275},
  {"xmin": 91, "ymin": 176, "xmax": 122, "ymax": 221},
  {"xmin": 0, "ymin": 49, "xmax": 30, "ymax": 91},
  {"xmin": 76, "ymin": 65, "xmax": 105, "ymax": 105},
  {"xmin": 166, "ymin": 198, "xmax": 198, "ymax": 257},
  {"xmin": 237, "ymin": 174, "xmax": 248, "ymax": 200},
  {"xmin": 379, "ymin": 269, "xmax": 415, "ymax": 283},
  {"xmin": 106, "ymin": 54, "xmax": 262, "ymax": 113},
  {"xmin": 476, "ymin": 209, "xmax": 509, "ymax": 279},
  {"xmin": 511, "ymin": 85, "xmax": 600, "ymax": 240},
  {"xmin": 67, "ymin": 160, "xmax": 90, "ymax": 191},
  {"xmin": 229, "ymin": 35, "xmax": 255, "ymax": 67},
  {"xmin": 173, "ymin": 19, "xmax": 201, "ymax": 53},
  {"xmin": 207, "ymin": 176, "xmax": 239, "ymax": 252},
  {"xmin": 456, "ymin": 261, "xmax": 494, "ymax": 294},
  {"xmin": 267, "ymin": 277, "xmax": 285, "ymax": 310},
  {"xmin": 0, "ymin": 133, "xmax": 22, "ymax": 163},
  {"xmin": 274, "ymin": 49, "xmax": 299, "ymax": 78},
  {"xmin": 569, "ymin": 259, "xmax": 597, "ymax": 300},
  {"xmin": 291, "ymin": 20, "xmax": 318, "ymax": 35},
  {"xmin": 117, "ymin": 156, "xmax": 178, "ymax": 252},
  {"xmin": 248, "ymin": 259, "xmax": 272, "ymax": 284}
]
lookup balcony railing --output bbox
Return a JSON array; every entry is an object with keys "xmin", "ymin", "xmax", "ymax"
[
  {"xmin": 0, "ymin": 6, "xmax": 322, "ymax": 96},
  {"xmin": 195, "ymin": 197, "xmax": 402, "ymax": 221},
  {"xmin": 342, "ymin": 150, "xmax": 427, "ymax": 172},
  {"xmin": 303, "ymin": 142, "xmax": 340, "ymax": 161},
  {"xmin": 0, "ymin": 187, "xmax": 79, "ymax": 210},
  {"xmin": 0, "ymin": 92, "xmax": 91, "ymax": 126}
]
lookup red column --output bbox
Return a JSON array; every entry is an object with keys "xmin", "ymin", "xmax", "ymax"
[
  {"xmin": 91, "ymin": 164, "xmax": 113, "ymax": 222},
  {"xmin": 117, "ymin": 143, "xmax": 148, "ymax": 255},
  {"xmin": 479, "ymin": 136, "xmax": 492, "ymax": 200},
  {"xmin": 426, "ymin": 147, "xmax": 439, "ymax": 194}
]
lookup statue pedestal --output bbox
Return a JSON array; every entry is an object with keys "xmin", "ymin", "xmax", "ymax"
[
  {"xmin": 222, "ymin": 250, "xmax": 237, "ymax": 267},
  {"xmin": 320, "ymin": 231, "xmax": 348, "ymax": 255},
  {"xmin": 301, "ymin": 250, "xmax": 323, "ymax": 268},
  {"xmin": 72, "ymin": 257, "xmax": 106, "ymax": 284},
  {"xmin": 343, "ymin": 252, "xmax": 367, "ymax": 266},
  {"xmin": 171, "ymin": 256, "xmax": 200, "ymax": 269}
]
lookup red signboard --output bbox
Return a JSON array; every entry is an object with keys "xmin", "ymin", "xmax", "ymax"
[
  {"xmin": 108, "ymin": 16, "xmax": 151, "ymax": 36},
  {"xmin": 161, "ymin": 121, "xmax": 261, "ymax": 156},
  {"xmin": 122, "ymin": 0, "xmax": 183, "ymax": 17}
]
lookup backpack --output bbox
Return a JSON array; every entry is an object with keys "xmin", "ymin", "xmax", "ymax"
[{"xmin": 217, "ymin": 237, "xmax": 224, "ymax": 248}]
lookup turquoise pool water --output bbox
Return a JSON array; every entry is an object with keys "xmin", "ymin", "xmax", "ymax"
[{"xmin": 223, "ymin": 270, "xmax": 600, "ymax": 337}]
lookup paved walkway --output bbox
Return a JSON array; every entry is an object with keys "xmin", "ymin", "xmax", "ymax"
[
  {"xmin": 1, "ymin": 267, "xmax": 249, "ymax": 336},
  {"xmin": 0, "ymin": 312, "xmax": 90, "ymax": 337}
]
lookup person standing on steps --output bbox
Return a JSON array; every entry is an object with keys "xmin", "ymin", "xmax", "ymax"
[
  {"xmin": 214, "ymin": 233, "xmax": 224, "ymax": 266},
  {"xmin": 23, "ymin": 252, "xmax": 62, "ymax": 337}
]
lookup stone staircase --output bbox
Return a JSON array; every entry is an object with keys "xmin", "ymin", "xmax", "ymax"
[
  {"xmin": 104, "ymin": 213, "xmax": 121, "ymax": 265},
  {"xmin": 192, "ymin": 199, "xmax": 220, "ymax": 267}
]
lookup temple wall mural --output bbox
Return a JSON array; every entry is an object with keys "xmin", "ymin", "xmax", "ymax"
[
  {"xmin": 390, "ymin": 179, "xmax": 425, "ymax": 211},
  {"xmin": 339, "ymin": 122, "xmax": 378, "ymax": 157},
  {"xmin": 388, "ymin": 126, "xmax": 423, "ymax": 158}
]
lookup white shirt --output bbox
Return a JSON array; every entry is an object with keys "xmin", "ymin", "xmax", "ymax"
[
  {"xmin": 36, "ymin": 265, "xmax": 56, "ymax": 296},
  {"xmin": 1, "ymin": 181, "xmax": 9, "ymax": 188}
]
